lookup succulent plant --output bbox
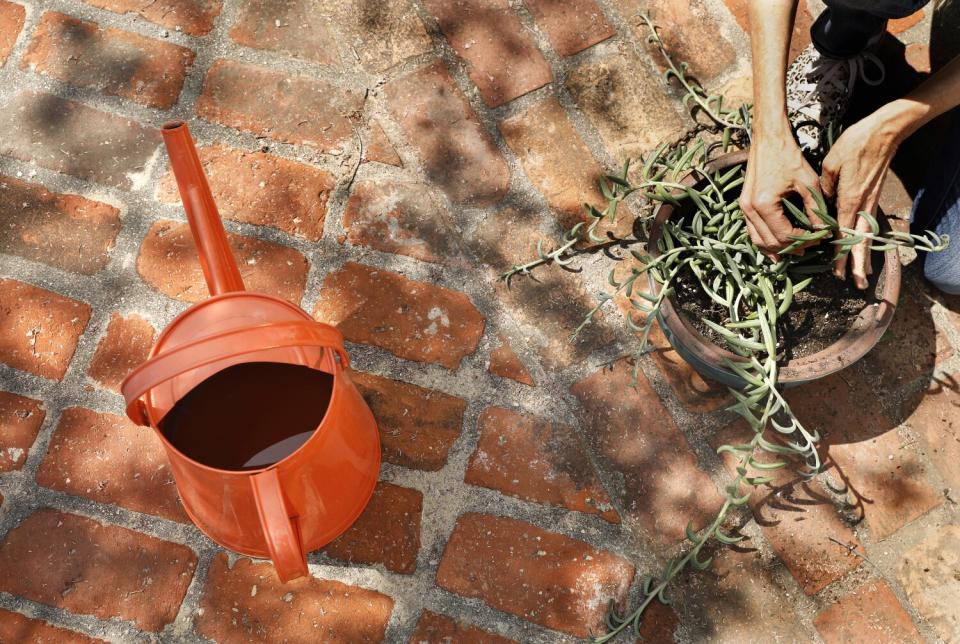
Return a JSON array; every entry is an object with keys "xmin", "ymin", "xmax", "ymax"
[{"xmin": 502, "ymin": 15, "xmax": 948, "ymax": 642}]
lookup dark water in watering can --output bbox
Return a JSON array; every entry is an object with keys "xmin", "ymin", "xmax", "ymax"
[{"xmin": 159, "ymin": 362, "xmax": 334, "ymax": 471}]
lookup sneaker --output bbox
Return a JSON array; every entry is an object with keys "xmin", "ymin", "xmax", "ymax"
[{"xmin": 785, "ymin": 43, "xmax": 885, "ymax": 153}]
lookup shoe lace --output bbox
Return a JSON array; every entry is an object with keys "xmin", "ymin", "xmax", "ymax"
[{"xmin": 794, "ymin": 51, "xmax": 886, "ymax": 116}]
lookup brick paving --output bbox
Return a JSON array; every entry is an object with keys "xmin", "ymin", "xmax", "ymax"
[{"xmin": 0, "ymin": 1, "xmax": 958, "ymax": 642}]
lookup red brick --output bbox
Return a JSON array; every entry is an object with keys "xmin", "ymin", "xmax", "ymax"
[
  {"xmin": 230, "ymin": 0, "xmax": 431, "ymax": 73},
  {"xmin": 322, "ymin": 482, "xmax": 421, "ymax": 574},
  {"xmin": 37, "ymin": 407, "xmax": 188, "ymax": 522},
  {"xmin": 0, "ymin": 176, "xmax": 120, "ymax": 275},
  {"xmin": 342, "ymin": 179, "xmax": 457, "ymax": 263},
  {"xmin": 87, "ymin": 313, "xmax": 154, "ymax": 392},
  {"xmin": 0, "ymin": 92, "xmax": 161, "ymax": 189},
  {"xmin": 905, "ymin": 43, "xmax": 931, "ymax": 74},
  {"xmin": 22, "ymin": 12, "xmax": 195, "ymax": 110},
  {"xmin": 0, "ymin": 608, "xmax": 105, "ymax": 644},
  {"xmin": 488, "ymin": 334, "xmax": 534, "ymax": 385},
  {"xmin": 196, "ymin": 59, "xmax": 366, "ymax": 154},
  {"xmin": 157, "ymin": 144, "xmax": 334, "ymax": 241},
  {"xmin": 889, "ymin": 10, "xmax": 924, "ymax": 34},
  {"xmin": 466, "ymin": 407, "xmax": 619, "ymax": 522},
  {"xmin": 815, "ymin": 580, "xmax": 922, "ymax": 643},
  {"xmin": 672, "ymin": 547, "xmax": 809, "ymax": 640},
  {"xmin": 422, "ymin": 0, "xmax": 552, "ymax": 108},
  {"xmin": 351, "ymin": 371, "xmax": 465, "ymax": 471},
  {"xmin": 365, "ymin": 123, "xmax": 402, "ymax": 167},
  {"xmin": 82, "ymin": 0, "xmax": 223, "ymax": 36},
  {"xmin": 313, "ymin": 262, "xmax": 485, "ymax": 370},
  {"xmin": 436, "ymin": 513, "xmax": 634, "ymax": 637},
  {"xmin": 197, "ymin": 553, "xmax": 394, "ymax": 642},
  {"xmin": 617, "ymin": 0, "xmax": 736, "ymax": 83},
  {"xmin": 410, "ymin": 610, "xmax": 516, "ymax": 644},
  {"xmin": 711, "ymin": 421, "xmax": 863, "ymax": 595},
  {"xmin": 0, "ymin": 279, "xmax": 91, "ymax": 380},
  {"xmin": 0, "ymin": 0, "xmax": 25, "ymax": 65},
  {"xmin": 0, "ymin": 391, "xmax": 45, "ymax": 472},
  {"xmin": 469, "ymin": 207, "xmax": 616, "ymax": 370},
  {"xmin": 386, "ymin": 63, "xmax": 510, "ymax": 206},
  {"xmin": 137, "ymin": 219, "xmax": 308, "ymax": 304},
  {"xmin": 895, "ymin": 524, "xmax": 960, "ymax": 641},
  {"xmin": 566, "ymin": 49, "xmax": 685, "ymax": 162},
  {"xmin": 906, "ymin": 382, "xmax": 960, "ymax": 491},
  {"xmin": 0, "ymin": 509, "xmax": 196, "ymax": 631},
  {"xmin": 570, "ymin": 360, "xmax": 725, "ymax": 545},
  {"xmin": 499, "ymin": 97, "xmax": 609, "ymax": 230},
  {"xmin": 526, "ymin": 0, "xmax": 615, "ymax": 56},
  {"xmin": 789, "ymin": 375, "xmax": 940, "ymax": 541}
]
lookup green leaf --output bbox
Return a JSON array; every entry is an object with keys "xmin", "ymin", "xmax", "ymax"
[
  {"xmin": 685, "ymin": 522, "xmax": 699, "ymax": 545},
  {"xmin": 715, "ymin": 529, "xmax": 745, "ymax": 545},
  {"xmin": 857, "ymin": 211, "xmax": 880, "ymax": 235}
]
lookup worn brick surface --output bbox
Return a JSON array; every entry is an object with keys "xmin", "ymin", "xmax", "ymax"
[
  {"xmin": 889, "ymin": 10, "xmax": 925, "ymax": 34},
  {"xmin": 814, "ymin": 580, "xmax": 922, "ymax": 643},
  {"xmin": 0, "ymin": 92, "xmax": 161, "ymax": 190},
  {"xmin": 386, "ymin": 63, "xmax": 510, "ymax": 206},
  {"xmin": 313, "ymin": 262, "xmax": 485, "ymax": 369},
  {"xmin": 0, "ymin": 0, "xmax": 25, "ymax": 66},
  {"xmin": 526, "ymin": 0, "xmax": 615, "ymax": 56},
  {"xmin": 410, "ymin": 610, "xmax": 516, "ymax": 644},
  {"xmin": 87, "ymin": 313, "xmax": 155, "ymax": 392},
  {"xmin": 500, "ymin": 97, "xmax": 608, "ymax": 230},
  {"xmin": 906, "ymin": 381, "xmax": 960, "ymax": 490},
  {"xmin": 22, "ymin": 12, "xmax": 195, "ymax": 109},
  {"xmin": 422, "ymin": 0, "xmax": 552, "ymax": 108},
  {"xmin": 137, "ymin": 219, "xmax": 308, "ymax": 304},
  {"xmin": 157, "ymin": 144, "xmax": 334, "ymax": 241},
  {"xmin": 711, "ymin": 421, "xmax": 864, "ymax": 595},
  {"xmin": 327, "ymin": 0, "xmax": 433, "ymax": 73},
  {"xmin": 351, "ymin": 370, "xmax": 465, "ymax": 471},
  {"xmin": 566, "ymin": 48, "xmax": 684, "ymax": 162},
  {"xmin": 788, "ymin": 375, "xmax": 941, "ymax": 541},
  {"xmin": 228, "ymin": 0, "xmax": 338, "ymax": 65},
  {"xmin": 197, "ymin": 553, "xmax": 394, "ymax": 642},
  {"xmin": 470, "ymin": 207, "xmax": 616, "ymax": 370},
  {"xmin": 322, "ymin": 482, "xmax": 422, "ymax": 574},
  {"xmin": 82, "ymin": 0, "xmax": 223, "ymax": 36},
  {"xmin": 0, "ymin": 509, "xmax": 196, "ymax": 631},
  {"xmin": 488, "ymin": 334, "xmax": 534, "ymax": 385},
  {"xmin": 341, "ymin": 179, "xmax": 458, "ymax": 263},
  {"xmin": 466, "ymin": 406, "xmax": 619, "ymax": 522},
  {"xmin": 37, "ymin": 407, "xmax": 188, "ymax": 523},
  {"xmin": 365, "ymin": 123, "xmax": 402, "ymax": 167},
  {"xmin": 0, "ymin": 608, "xmax": 105, "ymax": 644},
  {"xmin": 196, "ymin": 59, "xmax": 365, "ymax": 153},
  {"xmin": 896, "ymin": 524, "xmax": 960, "ymax": 641},
  {"xmin": 0, "ymin": 279, "xmax": 91, "ymax": 380},
  {"xmin": 571, "ymin": 360, "xmax": 725, "ymax": 544},
  {"xmin": 436, "ymin": 513, "xmax": 634, "ymax": 637},
  {"xmin": 0, "ymin": 176, "xmax": 120, "ymax": 275},
  {"xmin": 0, "ymin": 391, "xmax": 45, "ymax": 472}
]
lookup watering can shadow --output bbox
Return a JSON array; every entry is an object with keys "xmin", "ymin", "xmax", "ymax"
[{"xmin": 121, "ymin": 121, "xmax": 380, "ymax": 582}]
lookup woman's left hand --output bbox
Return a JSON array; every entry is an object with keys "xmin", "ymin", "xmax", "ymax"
[{"xmin": 820, "ymin": 108, "xmax": 903, "ymax": 289}]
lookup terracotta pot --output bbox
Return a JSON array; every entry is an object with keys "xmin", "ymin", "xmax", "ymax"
[{"xmin": 647, "ymin": 150, "xmax": 901, "ymax": 388}]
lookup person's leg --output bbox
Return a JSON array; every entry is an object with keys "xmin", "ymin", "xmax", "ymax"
[
  {"xmin": 812, "ymin": 0, "xmax": 931, "ymax": 59},
  {"xmin": 910, "ymin": 113, "xmax": 960, "ymax": 294}
]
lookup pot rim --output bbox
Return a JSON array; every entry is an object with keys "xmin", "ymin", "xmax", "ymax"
[{"xmin": 647, "ymin": 149, "xmax": 902, "ymax": 385}]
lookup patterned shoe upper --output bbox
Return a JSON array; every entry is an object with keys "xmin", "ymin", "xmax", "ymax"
[{"xmin": 785, "ymin": 43, "xmax": 885, "ymax": 153}]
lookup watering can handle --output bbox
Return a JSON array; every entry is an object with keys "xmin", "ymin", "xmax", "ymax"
[
  {"xmin": 120, "ymin": 320, "xmax": 349, "ymax": 426},
  {"xmin": 250, "ymin": 467, "xmax": 309, "ymax": 582}
]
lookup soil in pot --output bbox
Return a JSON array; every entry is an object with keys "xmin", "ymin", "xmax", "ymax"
[{"xmin": 673, "ymin": 256, "xmax": 885, "ymax": 360}]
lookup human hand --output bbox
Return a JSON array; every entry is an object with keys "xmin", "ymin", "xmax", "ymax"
[
  {"xmin": 820, "ymin": 108, "xmax": 902, "ymax": 289},
  {"xmin": 741, "ymin": 130, "xmax": 824, "ymax": 256}
]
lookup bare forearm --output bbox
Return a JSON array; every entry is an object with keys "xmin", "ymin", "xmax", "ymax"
[
  {"xmin": 749, "ymin": 0, "xmax": 799, "ymax": 139},
  {"xmin": 874, "ymin": 55, "xmax": 960, "ymax": 142}
]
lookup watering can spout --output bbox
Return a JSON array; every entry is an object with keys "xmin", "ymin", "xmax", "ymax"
[{"xmin": 161, "ymin": 120, "xmax": 245, "ymax": 296}]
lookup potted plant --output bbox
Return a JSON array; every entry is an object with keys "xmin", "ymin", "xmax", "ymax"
[{"xmin": 503, "ymin": 16, "xmax": 948, "ymax": 642}]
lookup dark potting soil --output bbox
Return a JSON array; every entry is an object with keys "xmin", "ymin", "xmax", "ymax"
[{"xmin": 673, "ymin": 258, "xmax": 883, "ymax": 360}]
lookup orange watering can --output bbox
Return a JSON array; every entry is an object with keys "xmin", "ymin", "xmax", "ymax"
[{"xmin": 121, "ymin": 121, "xmax": 380, "ymax": 582}]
